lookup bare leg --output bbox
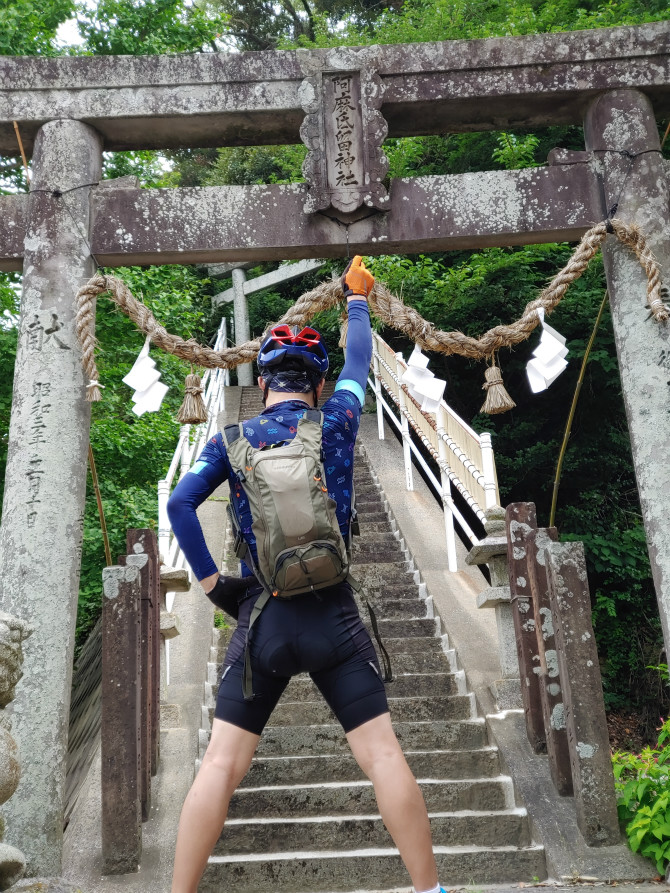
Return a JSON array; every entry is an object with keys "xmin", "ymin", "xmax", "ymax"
[
  {"xmin": 171, "ymin": 718, "xmax": 260, "ymax": 893},
  {"xmin": 347, "ymin": 712, "xmax": 439, "ymax": 892}
]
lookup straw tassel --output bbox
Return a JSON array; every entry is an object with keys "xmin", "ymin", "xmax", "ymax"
[
  {"xmin": 480, "ymin": 363, "xmax": 516, "ymax": 415},
  {"xmin": 177, "ymin": 373, "xmax": 208, "ymax": 424},
  {"xmin": 86, "ymin": 380, "xmax": 103, "ymax": 402}
]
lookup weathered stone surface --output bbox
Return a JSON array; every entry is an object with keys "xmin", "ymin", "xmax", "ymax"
[
  {"xmin": 0, "ymin": 727, "xmax": 19, "ymax": 806},
  {"xmin": 0, "ymin": 23, "xmax": 668, "ymax": 153},
  {"xmin": 0, "ymin": 612, "xmax": 32, "ymax": 710},
  {"xmin": 158, "ymin": 565, "xmax": 190, "ymax": 593},
  {"xmin": 10, "ymin": 879, "xmax": 84, "ymax": 892},
  {"xmin": 0, "ymin": 120, "xmax": 102, "ymax": 877},
  {"xmin": 527, "ymin": 526, "xmax": 572, "ymax": 796},
  {"xmin": 0, "ymin": 841, "xmax": 25, "ymax": 889},
  {"xmin": 545, "ymin": 541, "xmax": 620, "ymax": 846},
  {"xmin": 84, "ymin": 163, "xmax": 599, "ymax": 267},
  {"xmin": 101, "ymin": 564, "xmax": 142, "ymax": 875},
  {"xmin": 299, "ymin": 48, "xmax": 389, "ymax": 215},
  {"xmin": 584, "ymin": 89, "xmax": 670, "ymax": 674},
  {"xmin": 0, "ymin": 195, "xmax": 27, "ymax": 273},
  {"xmin": 159, "ymin": 611, "xmax": 181, "ymax": 639},
  {"xmin": 505, "ymin": 503, "xmax": 545, "ymax": 754},
  {"xmin": 468, "ymin": 506, "xmax": 520, "ymax": 695}
]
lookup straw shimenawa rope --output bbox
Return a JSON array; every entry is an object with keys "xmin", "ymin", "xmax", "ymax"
[{"xmin": 75, "ymin": 218, "xmax": 667, "ymax": 407}]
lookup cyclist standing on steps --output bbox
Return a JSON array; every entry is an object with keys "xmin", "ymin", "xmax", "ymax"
[{"xmin": 167, "ymin": 255, "xmax": 446, "ymax": 893}]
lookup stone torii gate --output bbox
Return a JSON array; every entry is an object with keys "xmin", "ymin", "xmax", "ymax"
[{"xmin": 0, "ymin": 21, "xmax": 669, "ymax": 876}]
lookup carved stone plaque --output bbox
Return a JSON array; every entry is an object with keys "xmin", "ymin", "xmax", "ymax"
[{"xmin": 299, "ymin": 48, "xmax": 389, "ymax": 216}]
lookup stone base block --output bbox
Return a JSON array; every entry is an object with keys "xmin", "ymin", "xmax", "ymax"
[
  {"xmin": 160, "ymin": 703, "xmax": 182, "ymax": 728},
  {"xmin": 490, "ymin": 677, "xmax": 522, "ymax": 710}
]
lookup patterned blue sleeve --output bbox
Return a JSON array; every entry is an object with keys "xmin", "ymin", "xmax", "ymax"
[
  {"xmin": 167, "ymin": 434, "xmax": 231, "ymax": 580},
  {"xmin": 335, "ymin": 300, "xmax": 372, "ymax": 406}
]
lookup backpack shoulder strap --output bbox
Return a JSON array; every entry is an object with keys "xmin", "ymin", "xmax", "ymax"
[
  {"xmin": 303, "ymin": 408, "xmax": 323, "ymax": 426},
  {"xmin": 222, "ymin": 422, "xmax": 243, "ymax": 448}
]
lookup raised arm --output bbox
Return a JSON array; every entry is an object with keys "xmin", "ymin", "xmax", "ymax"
[{"xmin": 335, "ymin": 256, "xmax": 375, "ymax": 406}]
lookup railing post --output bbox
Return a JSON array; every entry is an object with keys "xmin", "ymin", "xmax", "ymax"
[
  {"xmin": 157, "ymin": 479, "xmax": 170, "ymax": 564},
  {"xmin": 126, "ymin": 529, "xmax": 161, "ymax": 819},
  {"xmin": 505, "ymin": 503, "xmax": 546, "ymax": 754},
  {"xmin": 372, "ymin": 348, "xmax": 385, "ymax": 441},
  {"xmin": 394, "ymin": 352, "xmax": 414, "ymax": 492},
  {"xmin": 545, "ymin": 540, "xmax": 621, "ymax": 845},
  {"xmin": 479, "ymin": 432, "xmax": 498, "ymax": 510},
  {"xmin": 526, "ymin": 526, "xmax": 572, "ymax": 796},
  {"xmin": 465, "ymin": 505, "xmax": 521, "ymax": 710},
  {"xmin": 101, "ymin": 562, "xmax": 142, "ymax": 874},
  {"xmin": 179, "ymin": 425, "xmax": 192, "ymax": 480},
  {"xmin": 437, "ymin": 406, "xmax": 458, "ymax": 572}
]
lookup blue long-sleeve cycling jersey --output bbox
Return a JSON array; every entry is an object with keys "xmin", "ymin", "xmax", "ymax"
[{"xmin": 167, "ymin": 300, "xmax": 372, "ymax": 580}]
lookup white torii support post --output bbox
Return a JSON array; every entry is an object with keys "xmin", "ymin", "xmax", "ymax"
[
  {"xmin": 232, "ymin": 268, "xmax": 253, "ymax": 387},
  {"xmin": 216, "ymin": 259, "xmax": 327, "ymax": 389}
]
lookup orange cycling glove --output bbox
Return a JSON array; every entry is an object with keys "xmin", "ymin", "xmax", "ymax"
[{"xmin": 342, "ymin": 255, "xmax": 375, "ymax": 299}]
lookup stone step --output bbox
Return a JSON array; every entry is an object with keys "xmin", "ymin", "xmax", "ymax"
[
  {"xmin": 351, "ymin": 548, "xmax": 406, "ymax": 564},
  {"xmin": 217, "ymin": 808, "xmax": 530, "ymax": 856},
  {"xmin": 376, "ymin": 618, "xmax": 438, "ymax": 638},
  {"xmin": 253, "ymin": 720, "xmax": 489, "ymax": 757},
  {"xmin": 201, "ymin": 845, "xmax": 547, "ymax": 892},
  {"xmin": 361, "ymin": 582, "xmax": 424, "ymax": 600},
  {"xmin": 276, "ymin": 671, "xmax": 461, "ymax": 701},
  {"xmin": 354, "ymin": 509, "xmax": 389, "ymax": 523},
  {"xmin": 209, "ymin": 667, "xmax": 458, "ymax": 700},
  {"xmin": 353, "ymin": 564, "xmax": 416, "ymax": 591},
  {"xmin": 354, "ymin": 520, "xmax": 395, "ymax": 535},
  {"xmin": 207, "ymin": 693, "xmax": 474, "ymax": 728},
  {"xmin": 227, "ymin": 776, "xmax": 514, "ymax": 820},
  {"xmin": 358, "ymin": 598, "xmax": 429, "ymax": 620},
  {"xmin": 238, "ymin": 747, "xmax": 503, "ymax": 788},
  {"xmin": 215, "ymin": 637, "xmax": 449, "ymax": 669},
  {"xmin": 356, "ymin": 499, "xmax": 387, "ymax": 514},
  {"xmin": 384, "ymin": 637, "xmax": 443, "ymax": 654},
  {"xmin": 352, "ymin": 534, "xmax": 399, "ymax": 550}
]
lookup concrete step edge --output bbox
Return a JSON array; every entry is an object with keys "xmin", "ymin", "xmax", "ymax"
[
  {"xmin": 234, "ymin": 775, "xmax": 515, "ymax": 794},
  {"xmin": 209, "ymin": 843, "xmax": 546, "ymax": 863},
  {"xmin": 224, "ymin": 807, "xmax": 528, "ymax": 826}
]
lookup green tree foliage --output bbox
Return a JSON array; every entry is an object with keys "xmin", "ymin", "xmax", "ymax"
[
  {"xmin": 0, "ymin": 0, "xmax": 73, "ymax": 55},
  {"xmin": 76, "ymin": 0, "xmax": 226, "ymax": 55}
]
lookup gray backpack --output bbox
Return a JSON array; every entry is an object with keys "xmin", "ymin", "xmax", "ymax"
[
  {"xmin": 223, "ymin": 409, "xmax": 391, "ymax": 700},
  {"xmin": 223, "ymin": 409, "xmax": 354, "ymax": 598}
]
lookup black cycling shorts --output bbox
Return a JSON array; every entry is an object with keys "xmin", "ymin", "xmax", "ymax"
[{"xmin": 215, "ymin": 582, "xmax": 389, "ymax": 735}]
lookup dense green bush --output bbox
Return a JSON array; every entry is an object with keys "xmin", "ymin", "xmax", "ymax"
[{"xmin": 613, "ymin": 717, "xmax": 670, "ymax": 873}]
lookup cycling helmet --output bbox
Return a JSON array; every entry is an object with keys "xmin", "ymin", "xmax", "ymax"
[
  {"xmin": 257, "ymin": 325, "xmax": 329, "ymax": 377},
  {"xmin": 257, "ymin": 325, "xmax": 329, "ymax": 406}
]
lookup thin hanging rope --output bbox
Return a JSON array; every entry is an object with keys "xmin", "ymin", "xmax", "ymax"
[
  {"xmin": 87, "ymin": 443, "xmax": 113, "ymax": 567},
  {"xmin": 75, "ymin": 218, "xmax": 666, "ymax": 401},
  {"xmin": 549, "ymin": 291, "xmax": 610, "ymax": 528},
  {"xmin": 13, "ymin": 121, "xmax": 30, "ymax": 186}
]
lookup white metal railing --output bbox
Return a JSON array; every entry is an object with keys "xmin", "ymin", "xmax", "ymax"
[
  {"xmin": 370, "ymin": 331, "xmax": 499, "ymax": 571},
  {"xmin": 158, "ymin": 318, "xmax": 230, "ymax": 683}
]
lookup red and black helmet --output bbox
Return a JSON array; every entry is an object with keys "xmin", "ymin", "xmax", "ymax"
[{"xmin": 257, "ymin": 325, "xmax": 329, "ymax": 376}]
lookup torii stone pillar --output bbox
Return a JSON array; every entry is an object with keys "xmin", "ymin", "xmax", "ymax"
[
  {"xmin": 232, "ymin": 267, "xmax": 253, "ymax": 386},
  {"xmin": 584, "ymin": 89, "xmax": 670, "ymax": 661},
  {"xmin": 0, "ymin": 120, "xmax": 102, "ymax": 874}
]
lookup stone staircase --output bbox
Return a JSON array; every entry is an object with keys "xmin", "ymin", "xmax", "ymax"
[{"xmin": 195, "ymin": 386, "xmax": 546, "ymax": 892}]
